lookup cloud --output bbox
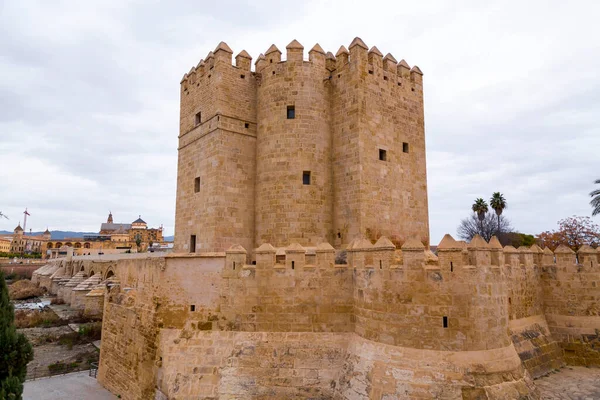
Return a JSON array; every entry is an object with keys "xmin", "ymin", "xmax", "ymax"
[{"xmin": 1, "ymin": 0, "xmax": 599, "ymax": 244}]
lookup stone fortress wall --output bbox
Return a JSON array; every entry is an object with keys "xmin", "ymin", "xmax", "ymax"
[
  {"xmin": 32, "ymin": 237, "xmax": 600, "ymax": 399},
  {"xmin": 174, "ymin": 38, "xmax": 429, "ymax": 254}
]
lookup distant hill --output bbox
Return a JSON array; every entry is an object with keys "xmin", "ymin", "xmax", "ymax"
[
  {"xmin": 164, "ymin": 235, "xmax": 174, "ymax": 242},
  {"xmin": 0, "ymin": 230, "xmax": 174, "ymax": 242},
  {"xmin": 0, "ymin": 230, "xmax": 96, "ymax": 240}
]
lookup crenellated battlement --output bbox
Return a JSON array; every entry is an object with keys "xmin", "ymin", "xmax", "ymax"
[{"xmin": 180, "ymin": 38, "xmax": 424, "ymax": 94}]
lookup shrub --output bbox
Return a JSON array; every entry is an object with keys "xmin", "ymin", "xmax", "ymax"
[
  {"xmin": 58, "ymin": 332, "xmax": 79, "ymax": 350},
  {"xmin": 0, "ymin": 271, "xmax": 33, "ymax": 398},
  {"xmin": 13, "ymin": 309, "xmax": 63, "ymax": 329},
  {"xmin": 78, "ymin": 322, "xmax": 102, "ymax": 341},
  {"xmin": 47, "ymin": 361, "xmax": 79, "ymax": 375}
]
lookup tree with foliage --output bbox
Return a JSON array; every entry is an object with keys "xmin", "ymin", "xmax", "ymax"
[
  {"xmin": 0, "ymin": 271, "xmax": 33, "ymax": 399},
  {"xmin": 489, "ymin": 192, "xmax": 507, "ymax": 234},
  {"xmin": 590, "ymin": 179, "xmax": 600, "ymax": 216},
  {"xmin": 135, "ymin": 234, "xmax": 142, "ymax": 252},
  {"xmin": 471, "ymin": 198, "xmax": 489, "ymax": 232},
  {"xmin": 458, "ymin": 212, "xmax": 513, "ymax": 242},
  {"xmin": 537, "ymin": 216, "xmax": 600, "ymax": 251},
  {"xmin": 501, "ymin": 232, "xmax": 536, "ymax": 248}
]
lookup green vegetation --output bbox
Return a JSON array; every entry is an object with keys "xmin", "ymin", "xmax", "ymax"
[
  {"xmin": 13, "ymin": 309, "xmax": 64, "ymax": 329},
  {"xmin": 0, "ymin": 271, "xmax": 34, "ymax": 399},
  {"xmin": 490, "ymin": 192, "xmax": 507, "ymax": 233},
  {"xmin": 47, "ymin": 361, "xmax": 80, "ymax": 374},
  {"xmin": 56, "ymin": 322, "xmax": 102, "ymax": 349},
  {"xmin": 590, "ymin": 179, "xmax": 600, "ymax": 216},
  {"xmin": 0, "ymin": 252, "xmax": 42, "ymax": 259}
]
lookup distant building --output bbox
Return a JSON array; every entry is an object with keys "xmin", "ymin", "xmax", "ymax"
[
  {"xmin": 4, "ymin": 212, "xmax": 166, "ymax": 258},
  {"xmin": 8, "ymin": 224, "xmax": 50, "ymax": 255},
  {"xmin": 46, "ymin": 212, "xmax": 165, "ymax": 258},
  {"xmin": 0, "ymin": 237, "xmax": 12, "ymax": 253}
]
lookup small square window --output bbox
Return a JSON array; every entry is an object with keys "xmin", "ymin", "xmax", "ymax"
[
  {"xmin": 240, "ymin": 74, "xmax": 245, "ymax": 79},
  {"xmin": 194, "ymin": 177, "xmax": 200, "ymax": 193},
  {"xmin": 379, "ymin": 149, "xmax": 387, "ymax": 161},
  {"xmin": 190, "ymin": 305, "xmax": 196, "ymax": 312},
  {"xmin": 195, "ymin": 112, "xmax": 201, "ymax": 126},
  {"xmin": 287, "ymin": 106, "xmax": 295, "ymax": 119},
  {"xmin": 403, "ymin": 143, "xmax": 409, "ymax": 153},
  {"xmin": 302, "ymin": 171, "xmax": 311, "ymax": 185},
  {"xmin": 244, "ymin": 123, "xmax": 249, "ymax": 129}
]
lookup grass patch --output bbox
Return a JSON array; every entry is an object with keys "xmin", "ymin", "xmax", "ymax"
[
  {"xmin": 55, "ymin": 322, "xmax": 102, "ymax": 349},
  {"xmin": 14, "ymin": 309, "xmax": 65, "ymax": 329}
]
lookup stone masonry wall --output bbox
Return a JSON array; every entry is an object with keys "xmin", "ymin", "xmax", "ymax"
[
  {"xmin": 175, "ymin": 42, "xmax": 256, "ymax": 253},
  {"xmin": 255, "ymin": 43, "xmax": 333, "ymax": 247},
  {"xmin": 542, "ymin": 245, "xmax": 600, "ymax": 367},
  {"xmin": 504, "ymin": 246, "xmax": 565, "ymax": 378},
  {"xmin": 35, "ymin": 238, "xmax": 600, "ymax": 399}
]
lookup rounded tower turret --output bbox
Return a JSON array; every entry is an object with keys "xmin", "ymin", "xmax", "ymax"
[{"xmin": 255, "ymin": 40, "xmax": 332, "ymax": 247}]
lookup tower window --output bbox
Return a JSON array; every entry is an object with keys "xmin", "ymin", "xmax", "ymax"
[
  {"xmin": 287, "ymin": 105, "xmax": 295, "ymax": 119},
  {"xmin": 244, "ymin": 123, "xmax": 249, "ymax": 129},
  {"xmin": 302, "ymin": 171, "xmax": 311, "ymax": 185},
  {"xmin": 190, "ymin": 235, "xmax": 196, "ymax": 253},
  {"xmin": 379, "ymin": 149, "xmax": 387, "ymax": 161},
  {"xmin": 443, "ymin": 316, "xmax": 448, "ymax": 328},
  {"xmin": 190, "ymin": 305, "xmax": 195, "ymax": 312},
  {"xmin": 240, "ymin": 74, "xmax": 245, "ymax": 79},
  {"xmin": 195, "ymin": 112, "xmax": 201, "ymax": 126},
  {"xmin": 403, "ymin": 142, "xmax": 409, "ymax": 153},
  {"xmin": 194, "ymin": 177, "xmax": 200, "ymax": 193}
]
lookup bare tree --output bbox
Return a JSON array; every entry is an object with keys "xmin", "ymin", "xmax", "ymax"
[{"xmin": 457, "ymin": 213, "xmax": 513, "ymax": 242}]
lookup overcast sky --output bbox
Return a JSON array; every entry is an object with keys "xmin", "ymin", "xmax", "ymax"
[{"xmin": 1, "ymin": 0, "xmax": 599, "ymax": 244}]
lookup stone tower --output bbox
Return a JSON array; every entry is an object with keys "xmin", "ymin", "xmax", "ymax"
[{"xmin": 175, "ymin": 38, "xmax": 429, "ymax": 253}]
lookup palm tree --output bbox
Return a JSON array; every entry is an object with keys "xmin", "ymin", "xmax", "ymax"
[
  {"xmin": 490, "ymin": 192, "xmax": 507, "ymax": 234},
  {"xmin": 472, "ymin": 198, "xmax": 489, "ymax": 232},
  {"xmin": 591, "ymin": 179, "xmax": 600, "ymax": 216}
]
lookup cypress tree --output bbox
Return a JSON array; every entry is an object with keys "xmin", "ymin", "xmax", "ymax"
[{"xmin": 0, "ymin": 271, "xmax": 33, "ymax": 400}]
